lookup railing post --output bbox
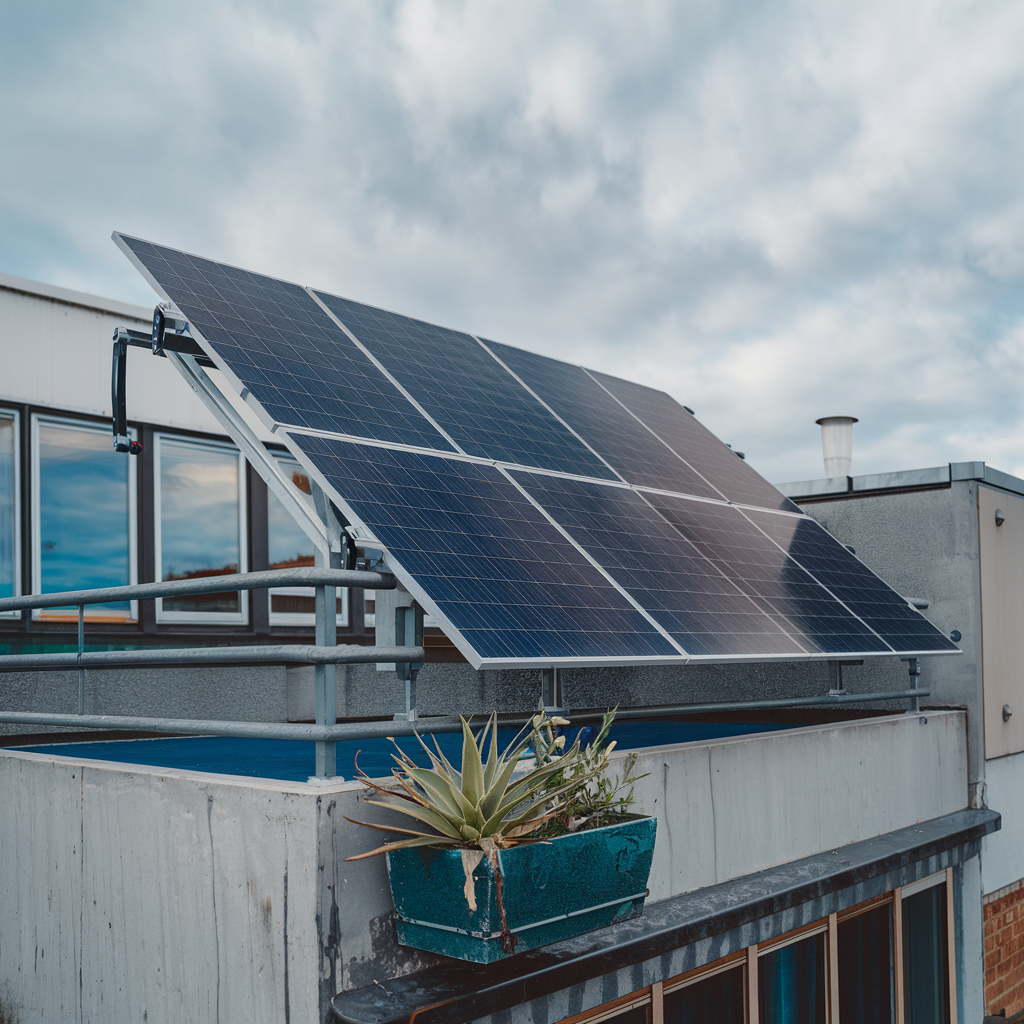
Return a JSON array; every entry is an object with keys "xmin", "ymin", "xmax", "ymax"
[
  {"xmin": 77, "ymin": 604, "xmax": 85, "ymax": 715},
  {"xmin": 311, "ymin": 483, "xmax": 346, "ymax": 778}
]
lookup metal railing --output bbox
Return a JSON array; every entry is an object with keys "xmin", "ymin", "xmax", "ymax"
[
  {"xmin": 0, "ymin": 567, "xmax": 422, "ymax": 776},
  {"xmin": 0, "ymin": 568, "xmax": 935, "ymax": 779}
]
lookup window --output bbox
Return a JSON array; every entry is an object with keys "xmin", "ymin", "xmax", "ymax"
[
  {"xmin": 838, "ymin": 899, "xmax": 893, "ymax": 1023},
  {"xmin": 558, "ymin": 873, "xmax": 956, "ymax": 1024},
  {"xmin": 0, "ymin": 409, "xmax": 18, "ymax": 615},
  {"xmin": 664, "ymin": 960, "xmax": 745, "ymax": 1023},
  {"xmin": 759, "ymin": 928, "xmax": 828, "ymax": 1024},
  {"xmin": 902, "ymin": 874, "xmax": 951, "ymax": 1024},
  {"xmin": 267, "ymin": 457, "xmax": 347, "ymax": 626},
  {"xmin": 32, "ymin": 415, "xmax": 136, "ymax": 621},
  {"xmin": 154, "ymin": 434, "xmax": 247, "ymax": 624}
]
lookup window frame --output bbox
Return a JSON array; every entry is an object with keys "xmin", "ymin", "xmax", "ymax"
[
  {"xmin": 153, "ymin": 432, "xmax": 248, "ymax": 625},
  {"xmin": 266, "ymin": 454, "xmax": 348, "ymax": 628},
  {"xmin": 30, "ymin": 412, "xmax": 138, "ymax": 622},
  {"xmin": 555, "ymin": 874, "xmax": 959, "ymax": 1024},
  {"xmin": 0, "ymin": 406, "xmax": 21, "ymax": 618}
]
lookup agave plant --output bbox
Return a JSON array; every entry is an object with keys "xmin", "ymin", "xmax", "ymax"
[{"xmin": 344, "ymin": 712, "xmax": 610, "ymax": 861}]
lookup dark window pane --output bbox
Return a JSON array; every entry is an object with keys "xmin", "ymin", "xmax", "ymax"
[
  {"xmin": 38, "ymin": 420, "xmax": 132, "ymax": 618},
  {"xmin": 601, "ymin": 1005, "xmax": 648, "ymax": 1024},
  {"xmin": 839, "ymin": 904, "xmax": 894, "ymax": 1023},
  {"xmin": 759, "ymin": 932, "xmax": 827, "ymax": 1024},
  {"xmin": 665, "ymin": 965, "xmax": 745, "ymax": 1023},
  {"xmin": 903, "ymin": 884, "xmax": 950, "ymax": 1024},
  {"xmin": 158, "ymin": 438, "xmax": 241, "ymax": 614},
  {"xmin": 0, "ymin": 415, "xmax": 14, "ymax": 601}
]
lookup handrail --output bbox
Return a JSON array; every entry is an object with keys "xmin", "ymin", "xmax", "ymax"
[
  {"xmin": 0, "ymin": 644, "xmax": 424, "ymax": 672},
  {"xmin": 0, "ymin": 567, "xmax": 395, "ymax": 612},
  {"xmin": 0, "ymin": 688, "xmax": 933, "ymax": 743}
]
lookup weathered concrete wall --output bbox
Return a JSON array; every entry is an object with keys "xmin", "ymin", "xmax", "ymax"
[
  {"xmin": 336, "ymin": 659, "xmax": 847, "ymax": 719},
  {"xmin": 0, "ymin": 711, "xmax": 968, "ymax": 1024},
  {"xmin": 0, "ymin": 665, "xmax": 288, "ymax": 737},
  {"xmin": 630, "ymin": 710, "xmax": 967, "ymax": 898},
  {"xmin": 800, "ymin": 484, "xmax": 984, "ymax": 789}
]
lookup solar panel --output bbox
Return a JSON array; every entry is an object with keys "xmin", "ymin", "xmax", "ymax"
[
  {"xmin": 115, "ymin": 234, "xmax": 958, "ymax": 667},
  {"xmin": 114, "ymin": 235, "xmax": 456, "ymax": 452},
  {"xmin": 509, "ymin": 472, "xmax": 810, "ymax": 657},
  {"xmin": 313, "ymin": 290, "xmax": 616, "ymax": 479},
  {"xmin": 744, "ymin": 510, "xmax": 959, "ymax": 653},
  {"xmin": 288, "ymin": 434, "xmax": 680, "ymax": 665},
  {"xmin": 589, "ymin": 370, "xmax": 800, "ymax": 513},
  {"xmin": 640, "ymin": 492, "xmax": 892, "ymax": 654},
  {"xmin": 484, "ymin": 340, "xmax": 726, "ymax": 500}
]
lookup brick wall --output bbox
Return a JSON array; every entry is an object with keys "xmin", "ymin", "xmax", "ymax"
[{"xmin": 985, "ymin": 879, "xmax": 1024, "ymax": 1016}]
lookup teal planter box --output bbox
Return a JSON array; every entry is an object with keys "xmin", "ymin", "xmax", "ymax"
[{"xmin": 386, "ymin": 816, "xmax": 657, "ymax": 963}]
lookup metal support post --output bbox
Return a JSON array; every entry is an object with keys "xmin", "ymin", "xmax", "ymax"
[
  {"xmin": 902, "ymin": 657, "xmax": 922, "ymax": 713},
  {"xmin": 827, "ymin": 659, "xmax": 863, "ymax": 695},
  {"xmin": 311, "ymin": 482, "xmax": 347, "ymax": 778},
  {"xmin": 394, "ymin": 604, "xmax": 424, "ymax": 721},
  {"xmin": 77, "ymin": 604, "xmax": 85, "ymax": 715},
  {"xmin": 541, "ymin": 667, "xmax": 564, "ymax": 713}
]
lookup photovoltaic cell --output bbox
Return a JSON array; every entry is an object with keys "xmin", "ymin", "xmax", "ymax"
[
  {"xmin": 288, "ymin": 434, "xmax": 678, "ymax": 662},
  {"xmin": 744, "ymin": 510, "xmax": 960, "ymax": 653},
  {"xmin": 314, "ymin": 291, "xmax": 616, "ymax": 479},
  {"xmin": 115, "ymin": 235, "xmax": 455, "ymax": 451},
  {"xmin": 485, "ymin": 340, "xmax": 724, "ymax": 500},
  {"xmin": 115, "ymin": 234, "xmax": 957, "ymax": 664},
  {"xmin": 509, "ymin": 472, "xmax": 808, "ymax": 657},
  {"xmin": 641, "ymin": 492, "xmax": 892, "ymax": 654},
  {"xmin": 589, "ymin": 370, "xmax": 800, "ymax": 513}
]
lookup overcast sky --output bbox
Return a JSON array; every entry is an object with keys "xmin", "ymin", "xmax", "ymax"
[{"xmin": 3, "ymin": 0, "xmax": 1024, "ymax": 483}]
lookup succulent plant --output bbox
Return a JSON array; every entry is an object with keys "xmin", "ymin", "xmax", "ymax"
[{"xmin": 344, "ymin": 712, "xmax": 611, "ymax": 860}]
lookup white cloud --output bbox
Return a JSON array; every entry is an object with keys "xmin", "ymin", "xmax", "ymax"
[{"xmin": 3, "ymin": 0, "xmax": 1024, "ymax": 484}]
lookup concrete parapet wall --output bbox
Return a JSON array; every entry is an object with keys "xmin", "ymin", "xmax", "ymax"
[{"xmin": 0, "ymin": 711, "xmax": 967, "ymax": 1023}]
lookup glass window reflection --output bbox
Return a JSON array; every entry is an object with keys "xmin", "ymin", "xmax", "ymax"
[
  {"xmin": 267, "ymin": 458, "xmax": 346, "ymax": 625},
  {"xmin": 758, "ymin": 932, "xmax": 827, "ymax": 1024},
  {"xmin": 157, "ymin": 436, "xmax": 245, "ymax": 620},
  {"xmin": 35, "ymin": 418, "xmax": 134, "ymax": 620},
  {"xmin": 903, "ymin": 883, "xmax": 950, "ymax": 1024},
  {"xmin": 665, "ymin": 964, "xmax": 745, "ymax": 1023},
  {"xmin": 839, "ymin": 903, "xmax": 894, "ymax": 1023}
]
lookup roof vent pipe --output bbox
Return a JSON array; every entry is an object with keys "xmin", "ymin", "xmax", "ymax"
[{"xmin": 815, "ymin": 416, "xmax": 858, "ymax": 478}]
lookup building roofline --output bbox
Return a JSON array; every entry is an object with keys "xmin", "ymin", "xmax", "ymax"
[
  {"xmin": 0, "ymin": 270, "xmax": 152, "ymax": 322},
  {"xmin": 777, "ymin": 462, "xmax": 1024, "ymax": 500}
]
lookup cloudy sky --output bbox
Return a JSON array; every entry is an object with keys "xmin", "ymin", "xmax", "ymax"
[{"xmin": 3, "ymin": 0, "xmax": 1024, "ymax": 483}]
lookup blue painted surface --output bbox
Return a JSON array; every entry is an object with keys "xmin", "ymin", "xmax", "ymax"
[{"xmin": 19, "ymin": 718, "xmax": 796, "ymax": 783}]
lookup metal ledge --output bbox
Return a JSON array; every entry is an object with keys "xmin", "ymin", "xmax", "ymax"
[{"xmin": 330, "ymin": 808, "xmax": 1000, "ymax": 1024}]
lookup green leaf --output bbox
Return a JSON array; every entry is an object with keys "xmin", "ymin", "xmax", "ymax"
[
  {"xmin": 478, "ymin": 750, "xmax": 523, "ymax": 821},
  {"xmin": 482, "ymin": 713, "xmax": 499, "ymax": 791},
  {"xmin": 345, "ymin": 834, "xmax": 454, "ymax": 861},
  {"xmin": 460, "ymin": 717, "xmax": 485, "ymax": 808},
  {"xmin": 404, "ymin": 767, "xmax": 471, "ymax": 820},
  {"xmin": 361, "ymin": 797, "xmax": 464, "ymax": 840}
]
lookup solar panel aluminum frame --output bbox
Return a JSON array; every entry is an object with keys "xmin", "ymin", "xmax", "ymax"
[
  {"xmin": 114, "ymin": 233, "xmax": 960, "ymax": 670},
  {"xmin": 113, "ymin": 233, "xmax": 302, "ymax": 442},
  {"xmin": 507, "ymin": 472, "xmax": 950, "ymax": 663},
  {"xmin": 112, "ymin": 233, "xmax": 459, "ymax": 459},
  {"xmin": 277, "ymin": 432, "xmax": 692, "ymax": 671}
]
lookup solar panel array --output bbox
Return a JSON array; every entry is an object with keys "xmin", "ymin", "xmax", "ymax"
[{"xmin": 115, "ymin": 233, "xmax": 959, "ymax": 668}]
